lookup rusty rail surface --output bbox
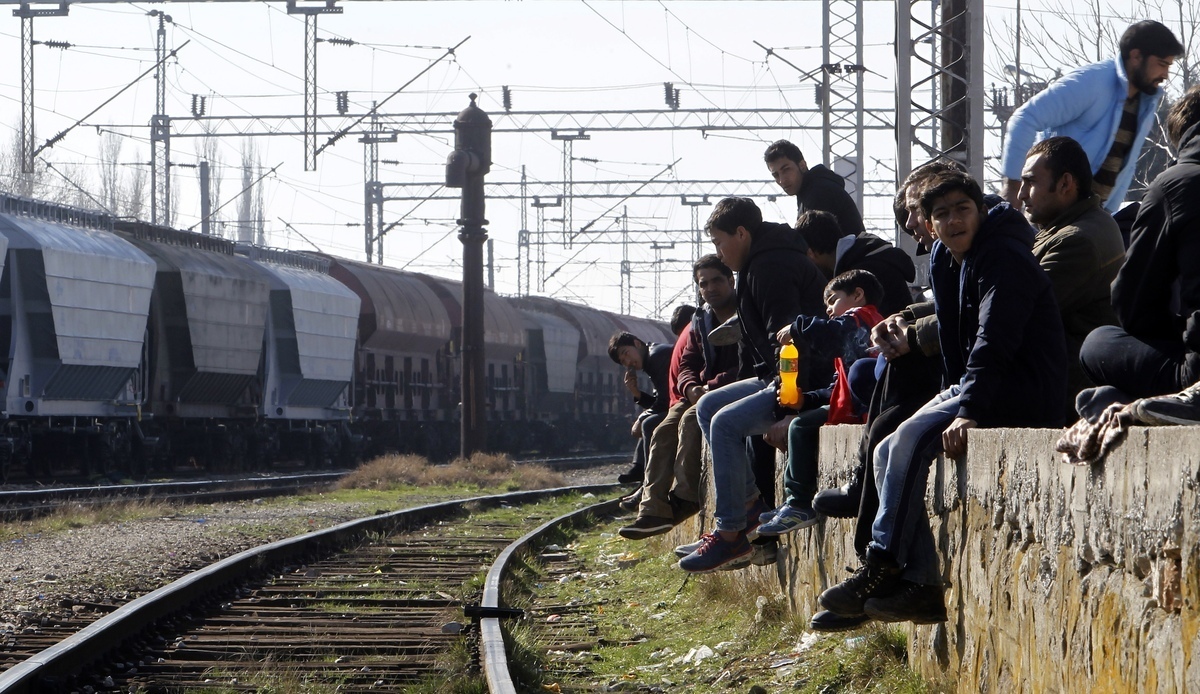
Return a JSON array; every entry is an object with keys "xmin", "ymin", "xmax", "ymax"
[{"xmin": 0, "ymin": 484, "xmax": 622, "ymax": 693}]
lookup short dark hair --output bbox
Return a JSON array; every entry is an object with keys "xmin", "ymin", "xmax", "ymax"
[
  {"xmin": 706, "ymin": 197, "xmax": 762, "ymax": 236},
  {"xmin": 1120, "ymin": 20, "xmax": 1184, "ymax": 62},
  {"xmin": 826, "ymin": 269, "xmax": 884, "ymax": 309},
  {"xmin": 902, "ymin": 158, "xmax": 967, "ymax": 200},
  {"xmin": 764, "ymin": 139, "xmax": 804, "ymax": 165},
  {"xmin": 607, "ymin": 331, "xmax": 641, "ymax": 364},
  {"xmin": 1166, "ymin": 86, "xmax": 1200, "ymax": 148},
  {"xmin": 919, "ymin": 171, "xmax": 985, "ymax": 217},
  {"xmin": 670, "ymin": 305, "xmax": 697, "ymax": 335},
  {"xmin": 1027, "ymin": 136, "xmax": 1093, "ymax": 198},
  {"xmin": 893, "ymin": 188, "xmax": 909, "ymax": 229},
  {"xmin": 692, "ymin": 253, "xmax": 732, "ymax": 281},
  {"xmin": 796, "ymin": 210, "xmax": 844, "ymax": 255}
]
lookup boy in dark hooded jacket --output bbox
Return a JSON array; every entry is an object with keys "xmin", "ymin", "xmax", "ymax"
[
  {"xmin": 678, "ymin": 197, "xmax": 826, "ymax": 573},
  {"xmin": 818, "ymin": 171, "xmax": 1067, "ymax": 624}
]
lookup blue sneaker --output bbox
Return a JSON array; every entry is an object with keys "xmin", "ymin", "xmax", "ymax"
[
  {"xmin": 756, "ymin": 505, "xmax": 819, "ymax": 536},
  {"xmin": 678, "ymin": 532, "xmax": 752, "ymax": 573},
  {"xmin": 758, "ymin": 503, "xmax": 786, "ymax": 526}
]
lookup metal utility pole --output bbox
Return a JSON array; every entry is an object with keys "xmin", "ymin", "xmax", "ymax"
[
  {"xmin": 199, "ymin": 160, "xmax": 212, "ymax": 234},
  {"xmin": 551, "ymin": 129, "xmax": 589, "ymax": 246},
  {"xmin": 287, "ymin": 0, "xmax": 342, "ymax": 171},
  {"xmin": 14, "ymin": 1, "xmax": 67, "ymax": 175},
  {"xmin": 821, "ymin": 0, "xmax": 866, "ymax": 206},
  {"xmin": 446, "ymin": 93, "xmax": 492, "ymax": 457},
  {"xmin": 360, "ymin": 105, "xmax": 394, "ymax": 263},
  {"xmin": 895, "ymin": 0, "xmax": 985, "ymax": 183},
  {"xmin": 148, "ymin": 9, "xmax": 172, "ymax": 224},
  {"xmin": 680, "ymin": 196, "xmax": 710, "ymax": 264}
]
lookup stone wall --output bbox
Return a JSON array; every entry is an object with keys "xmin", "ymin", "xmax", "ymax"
[{"xmin": 694, "ymin": 424, "xmax": 1200, "ymax": 693}]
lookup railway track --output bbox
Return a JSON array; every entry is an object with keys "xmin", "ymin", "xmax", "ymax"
[
  {"xmin": 0, "ymin": 484, "xmax": 621, "ymax": 693},
  {"xmin": 0, "ymin": 453, "xmax": 628, "ymax": 521}
]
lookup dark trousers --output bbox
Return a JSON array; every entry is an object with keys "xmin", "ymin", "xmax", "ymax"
[
  {"xmin": 850, "ymin": 352, "xmax": 942, "ymax": 559},
  {"xmin": 1079, "ymin": 325, "xmax": 1200, "ymax": 400},
  {"xmin": 632, "ymin": 410, "xmax": 667, "ymax": 470}
]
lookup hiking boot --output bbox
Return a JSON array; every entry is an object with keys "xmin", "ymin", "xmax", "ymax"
[
  {"xmin": 678, "ymin": 531, "xmax": 752, "ymax": 573},
  {"xmin": 863, "ymin": 580, "xmax": 947, "ymax": 624},
  {"xmin": 810, "ymin": 610, "xmax": 872, "ymax": 633},
  {"xmin": 617, "ymin": 462, "xmax": 644, "ymax": 485},
  {"xmin": 618, "ymin": 514, "xmax": 675, "ymax": 540},
  {"xmin": 707, "ymin": 314, "xmax": 742, "ymax": 347},
  {"xmin": 750, "ymin": 540, "xmax": 778, "ymax": 566},
  {"xmin": 756, "ymin": 505, "xmax": 819, "ymax": 536},
  {"xmin": 813, "ymin": 461, "xmax": 865, "ymax": 518},
  {"xmin": 669, "ymin": 494, "xmax": 701, "ymax": 524},
  {"xmin": 618, "ymin": 487, "xmax": 642, "ymax": 513},
  {"xmin": 1133, "ymin": 382, "xmax": 1200, "ymax": 425},
  {"xmin": 818, "ymin": 551, "xmax": 902, "ymax": 617}
]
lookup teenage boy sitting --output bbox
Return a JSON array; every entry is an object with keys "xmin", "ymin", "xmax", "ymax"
[
  {"xmin": 678, "ymin": 197, "xmax": 826, "ymax": 573},
  {"xmin": 818, "ymin": 171, "xmax": 1067, "ymax": 624},
  {"xmin": 756, "ymin": 269, "xmax": 884, "ymax": 536}
]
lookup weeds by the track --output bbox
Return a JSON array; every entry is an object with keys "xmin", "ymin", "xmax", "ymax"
[
  {"xmin": 337, "ymin": 452, "xmax": 565, "ymax": 491},
  {"xmin": 507, "ymin": 519, "xmax": 931, "ymax": 693},
  {"xmin": 0, "ymin": 499, "xmax": 174, "ymax": 542}
]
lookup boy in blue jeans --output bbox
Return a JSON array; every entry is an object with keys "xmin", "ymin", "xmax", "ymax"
[{"xmin": 757, "ymin": 269, "xmax": 885, "ymax": 535}]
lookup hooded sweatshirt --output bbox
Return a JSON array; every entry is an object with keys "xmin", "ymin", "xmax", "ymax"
[
  {"xmin": 736, "ymin": 221, "xmax": 826, "ymax": 386},
  {"xmin": 930, "ymin": 202, "xmax": 1067, "ymax": 427},
  {"xmin": 1113, "ymin": 121, "xmax": 1200, "ymax": 354},
  {"xmin": 796, "ymin": 164, "xmax": 865, "ymax": 236},
  {"xmin": 835, "ymin": 232, "xmax": 917, "ymax": 316}
]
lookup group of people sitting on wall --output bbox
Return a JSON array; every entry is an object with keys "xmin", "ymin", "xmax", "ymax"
[{"xmin": 605, "ymin": 19, "xmax": 1200, "ymax": 631}]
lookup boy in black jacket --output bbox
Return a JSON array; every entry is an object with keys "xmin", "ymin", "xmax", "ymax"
[
  {"xmin": 679, "ymin": 197, "xmax": 826, "ymax": 573},
  {"xmin": 818, "ymin": 171, "xmax": 1067, "ymax": 624}
]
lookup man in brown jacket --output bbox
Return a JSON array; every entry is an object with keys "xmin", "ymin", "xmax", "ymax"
[{"xmin": 1018, "ymin": 136, "xmax": 1125, "ymax": 415}]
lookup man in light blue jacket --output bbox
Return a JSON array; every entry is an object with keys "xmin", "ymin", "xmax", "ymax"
[{"xmin": 1000, "ymin": 20, "xmax": 1183, "ymax": 213}]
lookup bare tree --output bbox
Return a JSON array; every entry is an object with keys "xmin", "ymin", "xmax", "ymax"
[
  {"xmin": 97, "ymin": 130, "xmax": 123, "ymax": 213},
  {"xmin": 125, "ymin": 149, "xmax": 147, "ymax": 220},
  {"xmin": 236, "ymin": 139, "xmax": 258, "ymax": 244},
  {"xmin": 195, "ymin": 124, "xmax": 222, "ymax": 234}
]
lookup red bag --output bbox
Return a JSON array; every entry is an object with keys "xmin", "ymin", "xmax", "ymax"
[{"xmin": 826, "ymin": 357, "xmax": 865, "ymax": 425}]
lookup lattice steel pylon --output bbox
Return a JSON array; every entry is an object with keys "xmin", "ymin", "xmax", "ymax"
[
  {"xmin": 821, "ymin": 0, "xmax": 865, "ymax": 207},
  {"xmin": 895, "ymin": 0, "xmax": 985, "ymax": 184},
  {"xmin": 287, "ymin": 0, "xmax": 342, "ymax": 171},
  {"xmin": 149, "ymin": 10, "xmax": 170, "ymax": 224}
]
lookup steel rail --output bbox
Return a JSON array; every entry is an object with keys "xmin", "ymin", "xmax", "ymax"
[
  {"xmin": 0, "ymin": 482, "xmax": 622, "ymax": 693},
  {"xmin": 480, "ymin": 492, "xmax": 620, "ymax": 693}
]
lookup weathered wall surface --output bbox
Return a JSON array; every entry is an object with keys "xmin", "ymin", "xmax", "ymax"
[{"xmin": 692, "ymin": 424, "xmax": 1199, "ymax": 692}]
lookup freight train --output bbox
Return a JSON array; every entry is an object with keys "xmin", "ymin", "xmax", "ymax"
[{"xmin": 0, "ymin": 193, "xmax": 673, "ymax": 479}]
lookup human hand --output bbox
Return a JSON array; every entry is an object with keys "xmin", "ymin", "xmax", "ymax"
[
  {"xmin": 623, "ymin": 369, "xmax": 640, "ymax": 396},
  {"xmin": 630, "ymin": 419, "xmax": 643, "ymax": 438},
  {"xmin": 942, "ymin": 417, "xmax": 977, "ymax": 458},
  {"xmin": 775, "ymin": 326, "xmax": 793, "ymax": 346},
  {"xmin": 686, "ymin": 384, "xmax": 706, "ymax": 405},
  {"xmin": 763, "ymin": 415, "xmax": 797, "ymax": 451},
  {"xmin": 870, "ymin": 314, "xmax": 912, "ymax": 361}
]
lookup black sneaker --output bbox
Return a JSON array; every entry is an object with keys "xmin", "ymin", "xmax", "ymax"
[
  {"xmin": 818, "ymin": 552, "xmax": 902, "ymax": 617},
  {"xmin": 863, "ymin": 579, "xmax": 947, "ymax": 624},
  {"xmin": 813, "ymin": 461, "xmax": 865, "ymax": 518},
  {"xmin": 617, "ymin": 462, "xmax": 644, "ymax": 485},
  {"xmin": 809, "ymin": 609, "xmax": 872, "ymax": 632},
  {"xmin": 618, "ymin": 514, "xmax": 675, "ymax": 539},
  {"xmin": 1133, "ymin": 382, "xmax": 1200, "ymax": 425},
  {"xmin": 618, "ymin": 487, "xmax": 642, "ymax": 513},
  {"xmin": 669, "ymin": 493, "xmax": 701, "ymax": 524}
]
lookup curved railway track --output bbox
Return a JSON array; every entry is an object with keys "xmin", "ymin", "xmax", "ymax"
[{"xmin": 0, "ymin": 484, "xmax": 622, "ymax": 693}]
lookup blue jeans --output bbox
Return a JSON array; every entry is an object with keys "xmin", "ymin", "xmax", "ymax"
[
  {"xmin": 697, "ymin": 377, "xmax": 779, "ymax": 532},
  {"xmin": 869, "ymin": 384, "xmax": 961, "ymax": 586}
]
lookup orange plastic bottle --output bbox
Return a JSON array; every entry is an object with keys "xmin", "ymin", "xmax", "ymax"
[{"xmin": 778, "ymin": 343, "xmax": 800, "ymax": 408}]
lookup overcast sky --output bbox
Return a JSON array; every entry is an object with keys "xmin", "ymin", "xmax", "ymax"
[{"xmin": 0, "ymin": 0, "xmax": 1166, "ymax": 318}]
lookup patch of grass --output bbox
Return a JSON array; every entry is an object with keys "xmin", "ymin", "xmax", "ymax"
[
  {"xmin": 337, "ymin": 452, "xmax": 564, "ymax": 492},
  {"xmin": 0, "ymin": 499, "xmax": 175, "ymax": 542},
  {"xmin": 505, "ymin": 522, "xmax": 931, "ymax": 694}
]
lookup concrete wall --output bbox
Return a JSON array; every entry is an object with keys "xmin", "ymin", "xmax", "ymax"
[{"xmin": 688, "ymin": 423, "xmax": 1200, "ymax": 693}]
